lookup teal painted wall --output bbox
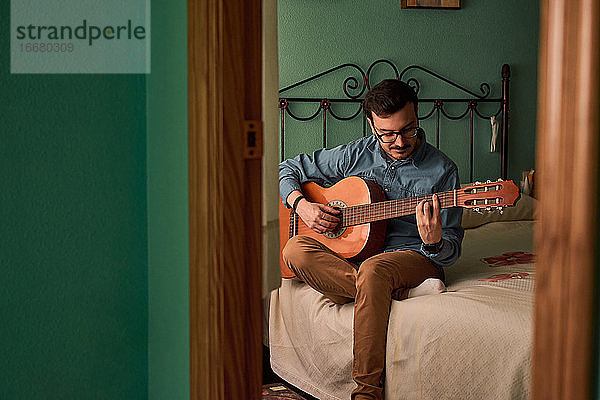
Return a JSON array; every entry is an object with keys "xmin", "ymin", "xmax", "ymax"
[
  {"xmin": 278, "ymin": 0, "xmax": 539, "ymax": 183},
  {"xmin": 147, "ymin": 0, "xmax": 190, "ymax": 398},
  {"xmin": 0, "ymin": 1, "xmax": 147, "ymax": 399},
  {"xmin": 1, "ymin": 0, "xmax": 189, "ymax": 396}
]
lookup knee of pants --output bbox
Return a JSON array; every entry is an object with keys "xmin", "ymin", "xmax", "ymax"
[
  {"xmin": 356, "ymin": 258, "xmax": 392, "ymax": 286},
  {"xmin": 281, "ymin": 235, "xmax": 320, "ymax": 269}
]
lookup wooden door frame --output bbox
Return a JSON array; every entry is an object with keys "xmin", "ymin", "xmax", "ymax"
[
  {"xmin": 187, "ymin": 0, "xmax": 263, "ymax": 399},
  {"xmin": 186, "ymin": 0, "xmax": 600, "ymax": 399},
  {"xmin": 533, "ymin": 0, "xmax": 599, "ymax": 399}
]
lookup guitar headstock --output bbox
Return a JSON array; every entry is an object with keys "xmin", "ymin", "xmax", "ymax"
[{"xmin": 460, "ymin": 179, "xmax": 520, "ymax": 213}]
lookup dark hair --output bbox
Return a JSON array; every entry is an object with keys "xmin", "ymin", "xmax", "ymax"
[{"xmin": 363, "ymin": 79, "xmax": 418, "ymax": 121}]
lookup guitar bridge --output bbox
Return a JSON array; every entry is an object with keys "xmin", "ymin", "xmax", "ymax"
[{"xmin": 289, "ymin": 208, "xmax": 298, "ymax": 238}]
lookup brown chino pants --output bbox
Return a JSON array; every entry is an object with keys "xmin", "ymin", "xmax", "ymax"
[{"xmin": 282, "ymin": 235, "xmax": 443, "ymax": 400}]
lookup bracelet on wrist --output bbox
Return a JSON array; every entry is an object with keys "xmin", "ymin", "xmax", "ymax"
[
  {"xmin": 423, "ymin": 239, "xmax": 443, "ymax": 254},
  {"xmin": 291, "ymin": 195, "xmax": 305, "ymax": 211}
]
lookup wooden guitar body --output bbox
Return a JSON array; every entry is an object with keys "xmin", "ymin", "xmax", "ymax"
[{"xmin": 279, "ymin": 176, "xmax": 387, "ymax": 279}]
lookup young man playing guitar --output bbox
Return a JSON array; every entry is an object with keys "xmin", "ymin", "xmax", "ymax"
[{"xmin": 279, "ymin": 79, "xmax": 464, "ymax": 400}]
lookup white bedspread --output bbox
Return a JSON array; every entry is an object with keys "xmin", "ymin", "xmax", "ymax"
[{"xmin": 269, "ymin": 220, "xmax": 534, "ymax": 400}]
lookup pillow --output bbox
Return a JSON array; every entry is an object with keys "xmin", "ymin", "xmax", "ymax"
[{"xmin": 461, "ymin": 193, "xmax": 537, "ymax": 229}]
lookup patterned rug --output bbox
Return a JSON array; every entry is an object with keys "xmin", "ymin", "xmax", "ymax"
[{"xmin": 262, "ymin": 383, "xmax": 307, "ymax": 399}]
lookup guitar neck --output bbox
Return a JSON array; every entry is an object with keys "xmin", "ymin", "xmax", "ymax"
[{"xmin": 342, "ymin": 190, "xmax": 457, "ymax": 227}]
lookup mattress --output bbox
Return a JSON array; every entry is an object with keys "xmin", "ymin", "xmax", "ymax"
[{"xmin": 269, "ymin": 220, "xmax": 534, "ymax": 400}]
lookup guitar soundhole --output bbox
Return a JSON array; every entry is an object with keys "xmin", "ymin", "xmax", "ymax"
[{"xmin": 322, "ymin": 200, "xmax": 347, "ymax": 239}]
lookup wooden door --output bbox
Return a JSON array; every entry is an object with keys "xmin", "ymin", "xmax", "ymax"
[
  {"xmin": 534, "ymin": 0, "xmax": 599, "ymax": 399},
  {"xmin": 188, "ymin": 0, "xmax": 263, "ymax": 399}
]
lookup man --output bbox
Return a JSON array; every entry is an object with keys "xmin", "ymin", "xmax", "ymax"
[{"xmin": 279, "ymin": 79, "xmax": 464, "ymax": 400}]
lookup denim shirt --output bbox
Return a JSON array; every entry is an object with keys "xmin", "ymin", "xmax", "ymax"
[{"xmin": 279, "ymin": 135, "xmax": 464, "ymax": 268}]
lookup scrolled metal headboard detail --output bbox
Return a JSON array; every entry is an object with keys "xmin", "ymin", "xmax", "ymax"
[{"xmin": 279, "ymin": 60, "xmax": 510, "ymax": 181}]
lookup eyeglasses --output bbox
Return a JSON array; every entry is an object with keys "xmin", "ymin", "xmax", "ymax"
[{"xmin": 373, "ymin": 124, "xmax": 423, "ymax": 143}]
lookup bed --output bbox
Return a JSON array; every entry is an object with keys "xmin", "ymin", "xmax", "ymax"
[{"xmin": 269, "ymin": 61, "xmax": 534, "ymax": 400}]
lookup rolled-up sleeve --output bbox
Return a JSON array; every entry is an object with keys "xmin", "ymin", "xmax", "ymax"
[
  {"xmin": 279, "ymin": 145, "xmax": 348, "ymax": 207},
  {"xmin": 420, "ymin": 167, "xmax": 464, "ymax": 267}
]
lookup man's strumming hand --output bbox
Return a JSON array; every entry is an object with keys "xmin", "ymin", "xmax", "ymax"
[{"xmin": 295, "ymin": 199, "xmax": 341, "ymax": 234}]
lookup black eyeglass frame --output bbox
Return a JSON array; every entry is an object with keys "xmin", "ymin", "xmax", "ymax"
[{"xmin": 372, "ymin": 124, "xmax": 424, "ymax": 143}]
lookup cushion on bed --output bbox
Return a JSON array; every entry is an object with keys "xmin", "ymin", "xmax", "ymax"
[{"xmin": 461, "ymin": 193, "xmax": 536, "ymax": 229}]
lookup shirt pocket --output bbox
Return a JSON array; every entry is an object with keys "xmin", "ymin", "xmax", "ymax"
[
  {"xmin": 395, "ymin": 185, "xmax": 430, "ymax": 198},
  {"xmin": 355, "ymin": 172, "xmax": 381, "ymax": 186}
]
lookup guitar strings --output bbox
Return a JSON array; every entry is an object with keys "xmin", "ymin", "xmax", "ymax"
[{"xmin": 341, "ymin": 191, "xmax": 461, "ymax": 227}]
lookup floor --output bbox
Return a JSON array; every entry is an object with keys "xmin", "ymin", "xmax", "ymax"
[{"xmin": 263, "ymin": 345, "xmax": 319, "ymax": 400}]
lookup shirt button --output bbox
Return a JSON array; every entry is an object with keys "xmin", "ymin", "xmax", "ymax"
[
  {"xmin": 391, "ymin": 166, "xmax": 395, "ymax": 170},
  {"xmin": 385, "ymin": 188, "xmax": 389, "ymax": 192}
]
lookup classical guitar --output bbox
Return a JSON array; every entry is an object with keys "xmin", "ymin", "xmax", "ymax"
[{"xmin": 278, "ymin": 176, "xmax": 520, "ymax": 279}]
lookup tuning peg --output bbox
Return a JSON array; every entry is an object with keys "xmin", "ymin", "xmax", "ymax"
[
  {"xmin": 486, "ymin": 179, "xmax": 491, "ymax": 183},
  {"xmin": 498, "ymin": 206, "xmax": 504, "ymax": 214},
  {"xmin": 496, "ymin": 178, "xmax": 503, "ymax": 182},
  {"xmin": 486, "ymin": 207, "xmax": 492, "ymax": 211},
  {"xmin": 475, "ymin": 181, "xmax": 481, "ymax": 185}
]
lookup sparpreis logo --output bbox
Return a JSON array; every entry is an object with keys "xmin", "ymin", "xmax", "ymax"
[{"xmin": 11, "ymin": 0, "xmax": 151, "ymax": 74}]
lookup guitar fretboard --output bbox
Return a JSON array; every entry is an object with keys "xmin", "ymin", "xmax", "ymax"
[{"xmin": 341, "ymin": 190, "xmax": 458, "ymax": 227}]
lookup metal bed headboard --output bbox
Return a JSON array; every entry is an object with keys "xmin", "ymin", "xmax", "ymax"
[{"xmin": 279, "ymin": 60, "xmax": 510, "ymax": 182}]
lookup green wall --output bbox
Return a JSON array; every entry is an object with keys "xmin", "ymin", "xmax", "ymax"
[
  {"xmin": 147, "ymin": 0, "xmax": 190, "ymax": 399},
  {"xmin": 1, "ymin": 0, "xmax": 190, "ymax": 398},
  {"xmin": 0, "ymin": 0, "xmax": 147, "ymax": 398},
  {"xmin": 278, "ymin": 0, "xmax": 539, "ymax": 183}
]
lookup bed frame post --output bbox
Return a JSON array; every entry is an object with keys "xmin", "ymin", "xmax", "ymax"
[
  {"xmin": 279, "ymin": 99, "xmax": 287, "ymax": 162},
  {"xmin": 501, "ymin": 64, "xmax": 510, "ymax": 180}
]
